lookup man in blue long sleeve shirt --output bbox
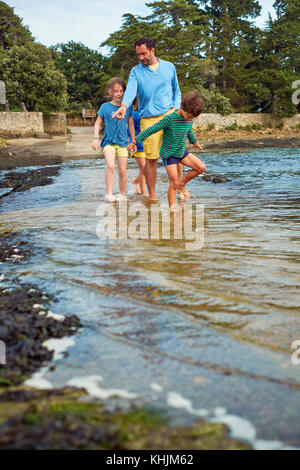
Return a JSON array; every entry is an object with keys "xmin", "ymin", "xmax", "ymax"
[{"xmin": 112, "ymin": 37, "xmax": 181, "ymax": 201}]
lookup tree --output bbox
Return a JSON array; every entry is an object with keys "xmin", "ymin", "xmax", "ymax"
[
  {"xmin": 51, "ymin": 41, "xmax": 108, "ymax": 110},
  {"xmin": 0, "ymin": 42, "xmax": 67, "ymax": 111},
  {"xmin": 243, "ymin": 0, "xmax": 300, "ymax": 115},
  {"xmin": 101, "ymin": 13, "xmax": 164, "ymax": 78},
  {"xmin": 0, "ymin": 1, "xmax": 33, "ymax": 49}
]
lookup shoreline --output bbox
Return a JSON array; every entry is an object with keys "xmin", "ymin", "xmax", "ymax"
[{"xmin": 0, "ymin": 127, "xmax": 299, "ymax": 170}]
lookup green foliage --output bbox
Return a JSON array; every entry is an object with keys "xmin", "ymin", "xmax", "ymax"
[
  {"xmin": 207, "ymin": 123, "xmax": 216, "ymax": 130},
  {"xmin": 0, "ymin": 1, "xmax": 33, "ymax": 49},
  {"xmin": 0, "ymin": 42, "xmax": 67, "ymax": 111},
  {"xmin": 224, "ymin": 121, "xmax": 238, "ymax": 130},
  {"xmin": 51, "ymin": 41, "xmax": 108, "ymax": 111},
  {"xmin": 195, "ymin": 85, "xmax": 233, "ymax": 115}
]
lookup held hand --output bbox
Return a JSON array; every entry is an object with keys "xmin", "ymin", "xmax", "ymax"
[
  {"xmin": 127, "ymin": 142, "xmax": 137, "ymax": 153},
  {"xmin": 112, "ymin": 104, "xmax": 127, "ymax": 120},
  {"xmin": 192, "ymin": 141, "xmax": 203, "ymax": 150}
]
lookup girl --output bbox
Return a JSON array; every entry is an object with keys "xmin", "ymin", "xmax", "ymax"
[
  {"xmin": 92, "ymin": 77, "xmax": 135, "ymax": 202},
  {"xmin": 128, "ymin": 98, "xmax": 146, "ymax": 196}
]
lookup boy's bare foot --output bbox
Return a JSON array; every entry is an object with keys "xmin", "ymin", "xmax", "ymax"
[
  {"xmin": 181, "ymin": 187, "xmax": 190, "ymax": 199},
  {"xmin": 132, "ymin": 179, "xmax": 141, "ymax": 194},
  {"xmin": 177, "ymin": 190, "xmax": 185, "ymax": 200}
]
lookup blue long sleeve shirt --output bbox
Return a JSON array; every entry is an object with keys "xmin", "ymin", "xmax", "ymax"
[{"xmin": 122, "ymin": 58, "xmax": 181, "ymax": 118}]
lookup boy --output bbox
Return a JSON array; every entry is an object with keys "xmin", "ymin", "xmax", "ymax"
[{"xmin": 128, "ymin": 91, "xmax": 206, "ymax": 210}]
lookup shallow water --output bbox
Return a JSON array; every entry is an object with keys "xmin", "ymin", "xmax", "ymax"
[{"xmin": 1, "ymin": 147, "xmax": 300, "ymax": 448}]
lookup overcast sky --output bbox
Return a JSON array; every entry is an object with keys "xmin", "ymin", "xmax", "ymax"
[{"xmin": 8, "ymin": 0, "xmax": 277, "ymax": 52}]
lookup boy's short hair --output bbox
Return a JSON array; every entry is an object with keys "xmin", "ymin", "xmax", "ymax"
[
  {"xmin": 106, "ymin": 77, "xmax": 126, "ymax": 97},
  {"xmin": 134, "ymin": 37, "xmax": 155, "ymax": 50},
  {"xmin": 181, "ymin": 91, "xmax": 204, "ymax": 117}
]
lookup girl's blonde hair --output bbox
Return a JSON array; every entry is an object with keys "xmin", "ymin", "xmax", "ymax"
[{"xmin": 105, "ymin": 77, "xmax": 126, "ymax": 98}]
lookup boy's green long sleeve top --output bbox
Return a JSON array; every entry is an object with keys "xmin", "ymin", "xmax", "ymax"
[{"xmin": 135, "ymin": 110, "xmax": 197, "ymax": 158}]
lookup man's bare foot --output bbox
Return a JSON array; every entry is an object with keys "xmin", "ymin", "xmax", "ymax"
[
  {"xmin": 149, "ymin": 194, "xmax": 159, "ymax": 202},
  {"xmin": 132, "ymin": 179, "xmax": 141, "ymax": 194}
]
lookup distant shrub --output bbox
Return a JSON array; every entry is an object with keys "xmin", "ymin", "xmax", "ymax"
[
  {"xmin": 224, "ymin": 121, "xmax": 238, "ymax": 131},
  {"xmin": 251, "ymin": 123, "xmax": 263, "ymax": 130},
  {"xmin": 263, "ymin": 121, "xmax": 274, "ymax": 129},
  {"xmin": 275, "ymin": 120, "xmax": 285, "ymax": 130},
  {"xmin": 207, "ymin": 123, "xmax": 215, "ymax": 130}
]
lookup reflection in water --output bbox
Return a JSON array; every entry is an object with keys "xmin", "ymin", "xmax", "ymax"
[{"xmin": 0, "ymin": 148, "xmax": 300, "ymax": 446}]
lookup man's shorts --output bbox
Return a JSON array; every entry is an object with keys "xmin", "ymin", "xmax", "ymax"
[
  {"xmin": 103, "ymin": 144, "xmax": 128, "ymax": 157},
  {"xmin": 162, "ymin": 150, "xmax": 190, "ymax": 166},
  {"xmin": 140, "ymin": 109, "xmax": 174, "ymax": 160}
]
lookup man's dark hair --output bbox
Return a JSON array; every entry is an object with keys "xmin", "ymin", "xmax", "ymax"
[
  {"xmin": 181, "ymin": 91, "xmax": 204, "ymax": 117},
  {"xmin": 134, "ymin": 37, "xmax": 155, "ymax": 50}
]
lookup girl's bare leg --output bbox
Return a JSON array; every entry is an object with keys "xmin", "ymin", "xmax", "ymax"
[
  {"xmin": 117, "ymin": 156, "xmax": 128, "ymax": 196},
  {"xmin": 104, "ymin": 148, "xmax": 116, "ymax": 195}
]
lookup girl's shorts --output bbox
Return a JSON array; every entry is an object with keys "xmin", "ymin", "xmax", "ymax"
[
  {"xmin": 103, "ymin": 144, "xmax": 128, "ymax": 157},
  {"xmin": 162, "ymin": 150, "xmax": 190, "ymax": 166},
  {"xmin": 132, "ymin": 151, "xmax": 146, "ymax": 158}
]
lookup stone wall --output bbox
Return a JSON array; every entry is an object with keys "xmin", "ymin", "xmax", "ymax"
[
  {"xmin": 43, "ymin": 113, "xmax": 67, "ymax": 135},
  {"xmin": 0, "ymin": 112, "xmax": 44, "ymax": 137},
  {"xmin": 193, "ymin": 113, "xmax": 300, "ymax": 129}
]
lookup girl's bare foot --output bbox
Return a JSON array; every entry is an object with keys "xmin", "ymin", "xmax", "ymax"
[{"xmin": 132, "ymin": 179, "xmax": 141, "ymax": 194}]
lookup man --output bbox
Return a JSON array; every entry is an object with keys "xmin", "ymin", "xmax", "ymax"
[{"xmin": 112, "ymin": 37, "xmax": 181, "ymax": 201}]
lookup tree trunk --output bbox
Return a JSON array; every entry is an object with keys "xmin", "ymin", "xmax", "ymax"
[
  {"xmin": 5, "ymin": 99, "xmax": 10, "ymax": 111},
  {"xmin": 21, "ymin": 102, "xmax": 27, "ymax": 111}
]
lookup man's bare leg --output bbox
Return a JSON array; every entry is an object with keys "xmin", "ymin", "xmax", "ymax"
[{"xmin": 145, "ymin": 158, "xmax": 158, "ymax": 200}]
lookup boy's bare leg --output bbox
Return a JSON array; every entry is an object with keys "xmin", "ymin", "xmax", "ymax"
[
  {"xmin": 145, "ymin": 158, "xmax": 158, "ymax": 200},
  {"xmin": 117, "ymin": 156, "xmax": 128, "ymax": 196},
  {"xmin": 176, "ymin": 153, "xmax": 206, "ymax": 190},
  {"xmin": 177, "ymin": 163, "xmax": 190, "ymax": 199},
  {"xmin": 165, "ymin": 164, "xmax": 180, "ymax": 209},
  {"xmin": 104, "ymin": 148, "xmax": 116, "ymax": 195}
]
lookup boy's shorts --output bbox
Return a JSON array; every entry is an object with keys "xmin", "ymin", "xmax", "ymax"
[
  {"xmin": 132, "ymin": 151, "xmax": 146, "ymax": 158},
  {"xmin": 162, "ymin": 150, "xmax": 190, "ymax": 166},
  {"xmin": 103, "ymin": 144, "xmax": 128, "ymax": 157},
  {"xmin": 140, "ymin": 109, "xmax": 174, "ymax": 160}
]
